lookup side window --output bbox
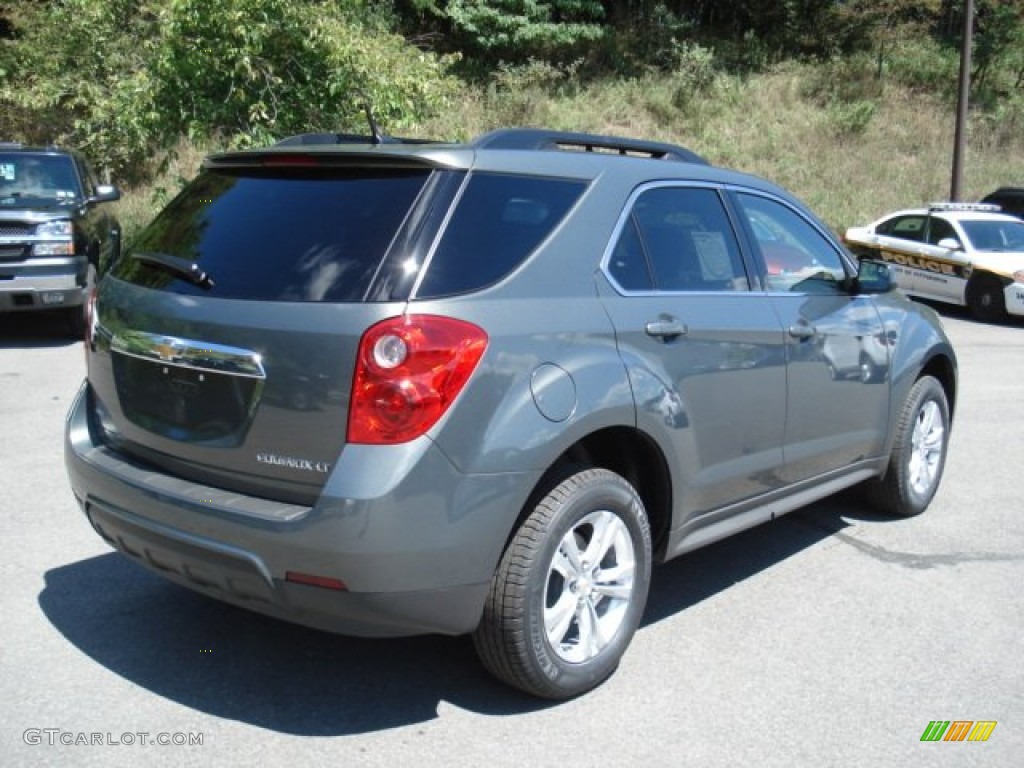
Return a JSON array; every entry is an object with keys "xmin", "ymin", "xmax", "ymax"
[
  {"xmin": 926, "ymin": 217, "xmax": 958, "ymax": 246},
  {"xmin": 878, "ymin": 215, "xmax": 926, "ymax": 242},
  {"xmin": 416, "ymin": 173, "xmax": 587, "ymax": 298},
  {"xmin": 735, "ymin": 193, "xmax": 848, "ymax": 293},
  {"xmin": 618, "ymin": 186, "xmax": 748, "ymax": 292},
  {"xmin": 78, "ymin": 159, "xmax": 98, "ymax": 197}
]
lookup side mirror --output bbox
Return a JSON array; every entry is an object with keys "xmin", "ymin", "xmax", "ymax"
[
  {"xmin": 89, "ymin": 184, "xmax": 121, "ymax": 204},
  {"xmin": 937, "ymin": 237, "xmax": 962, "ymax": 251},
  {"xmin": 855, "ymin": 259, "xmax": 894, "ymax": 294}
]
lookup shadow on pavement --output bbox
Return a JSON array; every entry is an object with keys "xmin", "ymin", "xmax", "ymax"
[
  {"xmin": 39, "ymin": 492, "xmax": 886, "ymax": 734},
  {"xmin": 0, "ymin": 312, "xmax": 79, "ymax": 348}
]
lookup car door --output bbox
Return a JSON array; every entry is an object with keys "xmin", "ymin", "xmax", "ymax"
[
  {"xmin": 873, "ymin": 213, "xmax": 930, "ymax": 295},
  {"xmin": 920, "ymin": 215, "xmax": 970, "ymax": 303},
  {"xmin": 599, "ymin": 184, "xmax": 788, "ymax": 521},
  {"xmin": 730, "ymin": 191, "xmax": 892, "ymax": 484}
]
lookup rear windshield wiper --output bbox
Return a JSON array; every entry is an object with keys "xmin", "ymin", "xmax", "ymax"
[{"xmin": 132, "ymin": 251, "xmax": 215, "ymax": 289}]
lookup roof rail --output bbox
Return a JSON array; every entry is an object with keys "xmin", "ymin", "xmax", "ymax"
[{"xmin": 472, "ymin": 129, "xmax": 708, "ymax": 165}]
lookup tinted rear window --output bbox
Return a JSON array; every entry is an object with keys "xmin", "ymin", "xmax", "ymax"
[
  {"xmin": 414, "ymin": 173, "xmax": 587, "ymax": 298},
  {"xmin": 114, "ymin": 167, "xmax": 431, "ymax": 302}
]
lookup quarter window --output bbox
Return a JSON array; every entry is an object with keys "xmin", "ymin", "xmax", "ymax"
[{"xmin": 415, "ymin": 173, "xmax": 587, "ymax": 298}]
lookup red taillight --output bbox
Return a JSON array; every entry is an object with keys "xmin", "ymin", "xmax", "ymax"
[{"xmin": 347, "ymin": 315, "xmax": 488, "ymax": 445}]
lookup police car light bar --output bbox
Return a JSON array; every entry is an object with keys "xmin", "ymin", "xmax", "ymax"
[{"xmin": 928, "ymin": 202, "xmax": 1002, "ymax": 213}]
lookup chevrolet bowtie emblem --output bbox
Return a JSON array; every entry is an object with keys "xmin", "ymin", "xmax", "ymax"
[{"xmin": 154, "ymin": 340, "xmax": 181, "ymax": 361}]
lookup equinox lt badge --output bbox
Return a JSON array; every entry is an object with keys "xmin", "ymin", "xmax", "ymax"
[{"xmin": 256, "ymin": 453, "xmax": 331, "ymax": 473}]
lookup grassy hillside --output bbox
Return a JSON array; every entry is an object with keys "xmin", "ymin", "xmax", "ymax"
[{"xmin": 116, "ymin": 59, "xmax": 1024, "ymax": 240}]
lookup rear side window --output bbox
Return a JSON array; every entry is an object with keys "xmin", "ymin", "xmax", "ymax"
[
  {"xmin": 877, "ymin": 215, "xmax": 926, "ymax": 241},
  {"xmin": 414, "ymin": 173, "xmax": 586, "ymax": 298},
  {"xmin": 114, "ymin": 167, "xmax": 431, "ymax": 302}
]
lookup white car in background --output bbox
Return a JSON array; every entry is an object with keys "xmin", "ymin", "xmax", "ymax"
[{"xmin": 844, "ymin": 203, "xmax": 1024, "ymax": 322}]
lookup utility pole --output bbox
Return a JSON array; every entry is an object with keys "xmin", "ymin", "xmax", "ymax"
[{"xmin": 950, "ymin": 0, "xmax": 974, "ymax": 201}]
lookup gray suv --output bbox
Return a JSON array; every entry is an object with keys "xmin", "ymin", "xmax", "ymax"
[{"xmin": 65, "ymin": 128, "xmax": 957, "ymax": 699}]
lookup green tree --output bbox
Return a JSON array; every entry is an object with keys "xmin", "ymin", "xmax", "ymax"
[
  {"xmin": 0, "ymin": 0, "xmax": 458, "ymax": 180},
  {"xmin": 423, "ymin": 0, "xmax": 607, "ymax": 64}
]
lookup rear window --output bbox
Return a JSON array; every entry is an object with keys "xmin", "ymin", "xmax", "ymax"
[
  {"xmin": 414, "ymin": 173, "xmax": 587, "ymax": 298},
  {"xmin": 114, "ymin": 167, "xmax": 431, "ymax": 302}
]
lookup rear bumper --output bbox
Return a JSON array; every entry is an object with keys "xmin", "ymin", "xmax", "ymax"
[
  {"xmin": 65, "ymin": 383, "xmax": 538, "ymax": 637},
  {"xmin": 1005, "ymin": 281, "xmax": 1024, "ymax": 317}
]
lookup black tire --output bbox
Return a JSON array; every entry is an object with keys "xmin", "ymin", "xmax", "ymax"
[
  {"xmin": 473, "ymin": 468, "xmax": 652, "ymax": 699},
  {"xmin": 65, "ymin": 263, "xmax": 97, "ymax": 339},
  {"xmin": 966, "ymin": 274, "xmax": 1006, "ymax": 323},
  {"xmin": 865, "ymin": 375, "xmax": 950, "ymax": 517},
  {"xmin": 65, "ymin": 304, "xmax": 87, "ymax": 339}
]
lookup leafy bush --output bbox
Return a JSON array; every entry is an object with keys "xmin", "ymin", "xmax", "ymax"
[
  {"xmin": 801, "ymin": 54, "xmax": 884, "ymax": 105},
  {"xmin": 886, "ymin": 37, "xmax": 959, "ymax": 97},
  {"xmin": 0, "ymin": 0, "xmax": 459, "ymax": 181},
  {"xmin": 826, "ymin": 100, "xmax": 877, "ymax": 137}
]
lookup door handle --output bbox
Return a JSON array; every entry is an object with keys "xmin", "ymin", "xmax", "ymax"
[
  {"xmin": 645, "ymin": 319, "xmax": 688, "ymax": 339},
  {"xmin": 788, "ymin": 323, "xmax": 816, "ymax": 340}
]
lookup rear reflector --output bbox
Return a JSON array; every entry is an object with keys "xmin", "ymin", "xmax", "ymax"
[{"xmin": 285, "ymin": 571, "xmax": 348, "ymax": 591}]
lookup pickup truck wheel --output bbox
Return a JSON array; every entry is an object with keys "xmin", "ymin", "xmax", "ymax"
[
  {"xmin": 65, "ymin": 264, "xmax": 96, "ymax": 339},
  {"xmin": 966, "ymin": 274, "xmax": 1006, "ymax": 323},
  {"xmin": 865, "ymin": 375, "xmax": 950, "ymax": 517},
  {"xmin": 473, "ymin": 468, "xmax": 652, "ymax": 699}
]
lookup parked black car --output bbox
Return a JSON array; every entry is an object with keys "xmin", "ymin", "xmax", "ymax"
[
  {"xmin": 981, "ymin": 187, "xmax": 1024, "ymax": 220},
  {"xmin": 0, "ymin": 143, "xmax": 120, "ymax": 335}
]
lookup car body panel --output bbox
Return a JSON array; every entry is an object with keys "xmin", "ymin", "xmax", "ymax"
[{"xmin": 65, "ymin": 129, "xmax": 958, "ymax": 639}]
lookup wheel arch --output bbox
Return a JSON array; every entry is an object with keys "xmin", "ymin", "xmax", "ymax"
[
  {"xmin": 512, "ymin": 426, "xmax": 673, "ymax": 562},
  {"xmin": 919, "ymin": 351, "xmax": 957, "ymax": 423}
]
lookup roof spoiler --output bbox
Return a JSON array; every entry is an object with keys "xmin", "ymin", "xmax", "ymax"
[
  {"xmin": 275, "ymin": 104, "xmax": 439, "ymax": 147},
  {"xmin": 472, "ymin": 129, "xmax": 708, "ymax": 165}
]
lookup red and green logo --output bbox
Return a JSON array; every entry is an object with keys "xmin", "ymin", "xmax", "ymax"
[{"xmin": 920, "ymin": 721, "xmax": 997, "ymax": 742}]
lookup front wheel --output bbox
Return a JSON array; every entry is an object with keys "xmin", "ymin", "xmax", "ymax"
[
  {"xmin": 966, "ymin": 274, "xmax": 1006, "ymax": 323},
  {"xmin": 473, "ymin": 468, "xmax": 652, "ymax": 699},
  {"xmin": 865, "ymin": 375, "xmax": 950, "ymax": 517}
]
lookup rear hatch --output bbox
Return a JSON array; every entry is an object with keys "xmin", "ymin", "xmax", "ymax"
[{"xmin": 89, "ymin": 152, "xmax": 462, "ymax": 505}]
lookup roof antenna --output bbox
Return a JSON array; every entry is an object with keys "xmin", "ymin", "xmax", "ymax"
[{"xmin": 362, "ymin": 102, "xmax": 385, "ymax": 146}]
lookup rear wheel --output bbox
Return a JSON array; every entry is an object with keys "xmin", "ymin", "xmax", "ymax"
[
  {"xmin": 966, "ymin": 274, "xmax": 1006, "ymax": 323},
  {"xmin": 865, "ymin": 375, "xmax": 950, "ymax": 517},
  {"xmin": 473, "ymin": 468, "xmax": 652, "ymax": 699}
]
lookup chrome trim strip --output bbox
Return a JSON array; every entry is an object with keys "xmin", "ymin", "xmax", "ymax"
[
  {"xmin": 110, "ymin": 330, "xmax": 266, "ymax": 379},
  {"xmin": 0, "ymin": 273, "xmax": 80, "ymax": 290}
]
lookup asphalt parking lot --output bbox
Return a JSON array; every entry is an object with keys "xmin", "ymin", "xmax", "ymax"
[{"xmin": 1, "ymin": 305, "xmax": 1021, "ymax": 767}]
